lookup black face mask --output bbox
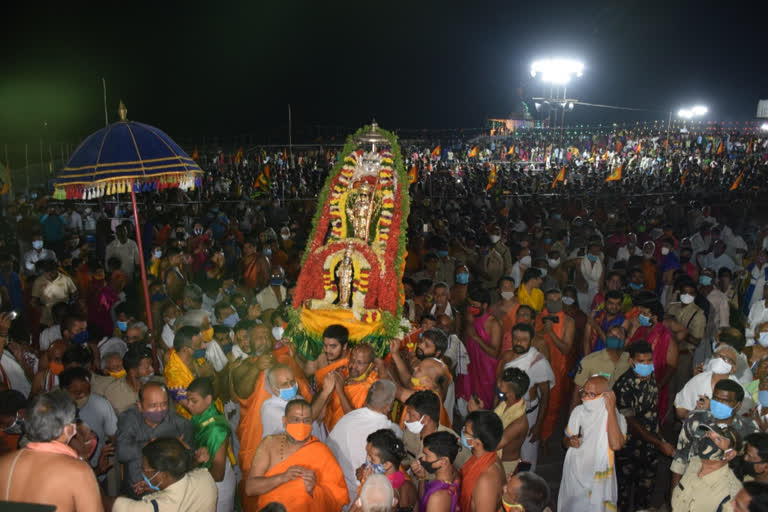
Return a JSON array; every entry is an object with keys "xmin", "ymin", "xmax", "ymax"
[{"xmin": 419, "ymin": 458, "xmax": 438, "ymax": 474}]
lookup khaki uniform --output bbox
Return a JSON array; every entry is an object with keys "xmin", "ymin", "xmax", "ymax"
[
  {"xmin": 113, "ymin": 468, "xmax": 217, "ymax": 512},
  {"xmin": 671, "ymin": 456, "xmax": 741, "ymax": 512},
  {"xmin": 573, "ymin": 349, "xmax": 631, "ymax": 388}
]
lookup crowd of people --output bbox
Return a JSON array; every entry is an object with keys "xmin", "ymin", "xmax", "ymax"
[{"xmin": 0, "ymin": 124, "xmax": 768, "ymax": 511}]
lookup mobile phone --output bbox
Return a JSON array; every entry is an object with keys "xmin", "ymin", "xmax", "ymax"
[{"xmin": 423, "ymin": 223, "xmax": 429, "ymax": 233}]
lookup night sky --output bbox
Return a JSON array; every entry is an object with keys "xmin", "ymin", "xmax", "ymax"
[{"xmin": 1, "ymin": 1, "xmax": 766, "ymax": 147}]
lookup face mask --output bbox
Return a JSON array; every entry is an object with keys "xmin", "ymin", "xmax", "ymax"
[
  {"xmin": 742, "ymin": 460, "xmax": 760, "ymax": 477},
  {"xmin": 109, "ymin": 369, "xmax": 126, "ymax": 379},
  {"xmin": 697, "ymin": 434, "xmax": 732, "ymax": 460},
  {"xmin": 543, "ymin": 238, "xmax": 552, "ymax": 245},
  {"xmin": 546, "ymin": 300, "xmax": 563, "ymax": 313},
  {"xmin": 3, "ymin": 414, "xmax": 23, "ymax": 435},
  {"xmin": 661, "ymin": 247, "xmax": 670, "ymax": 256},
  {"xmin": 634, "ymin": 362, "xmax": 654, "ymax": 377},
  {"xmin": 552, "ymin": 213, "xmax": 561, "ymax": 220},
  {"xmin": 419, "ymin": 458, "xmax": 438, "ymax": 474},
  {"xmin": 581, "ymin": 394, "xmax": 605, "ymax": 412},
  {"xmin": 680, "ymin": 293, "xmax": 695, "ymax": 305},
  {"xmin": 467, "ymin": 306, "xmax": 482, "ymax": 317},
  {"xmin": 143, "ymin": 471, "xmax": 161, "ymax": 492},
  {"xmin": 455, "ymin": 273, "xmax": 469, "ymax": 285},
  {"xmin": 139, "ymin": 373, "xmax": 155, "ymax": 385},
  {"xmin": 489, "ymin": 235, "xmax": 501, "ymax": 244},
  {"xmin": 759, "ymin": 332, "xmax": 768, "ymax": 348},
  {"xmin": 605, "ymin": 336, "xmax": 624, "ymax": 350},
  {"xmin": 281, "ymin": 233, "xmax": 291, "ymax": 240},
  {"xmin": 638, "ymin": 314, "xmax": 652, "ymax": 327},
  {"xmin": 264, "ymin": 247, "xmax": 273, "ymax": 257},
  {"xmin": 32, "ymin": 240, "xmax": 44, "ymax": 250},
  {"xmin": 151, "ymin": 293, "xmax": 167, "ymax": 302},
  {"xmin": 367, "ymin": 461, "xmax": 387, "ymax": 474},
  {"xmin": 410, "ymin": 377, "xmax": 423, "ymax": 388},
  {"xmin": 548, "ymin": 258, "xmax": 560, "ymax": 268},
  {"xmin": 700, "ymin": 275, "xmax": 713, "ymax": 286},
  {"xmin": 142, "ymin": 408, "xmax": 168, "ymax": 425},
  {"xmin": 710, "ymin": 399, "xmax": 734, "ymax": 420},
  {"xmin": 500, "ymin": 291, "xmax": 516, "ymax": 301},
  {"xmin": 629, "ymin": 282, "xmax": 644, "ymax": 290},
  {"xmin": 587, "ymin": 254, "xmax": 599, "ymax": 263},
  {"xmin": 437, "ymin": 250, "xmax": 449, "ymax": 258},
  {"xmin": 285, "ymin": 422, "xmax": 312, "ymax": 442},
  {"xmin": 460, "ymin": 432, "xmax": 472, "ymax": 450},
  {"xmin": 153, "ymin": 249, "xmax": 162, "ymax": 259},
  {"xmin": 116, "ymin": 321, "xmax": 128, "ymax": 332},
  {"xmin": 202, "ymin": 327, "xmax": 214, "ymax": 342},
  {"xmin": 561, "ymin": 296, "xmax": 575, "ymax": 306},
  {"xmin": 192, "ymin": 348, "xmax": 207, "ymax": 360},
  {"xmin": 404, "ymin": 416, "xmax": 425, "ymax": 434},
  {"xmin": 72, "ymin": 330, "xmax": 89, "ymax": 344},
  {"xmin": 759, "ymin": 390, "xmax": 768, "ymax": 408},
  {"xmin": 272, "ymin": 326, "xmax": 285, "ymax": 340},
  {"xmin": 538, "ymin": 268, "xmax": 548, "ymax": 277},
  {"xmin": 75, "ymin": 396, "xmax": 89, "ymax": 409},
  {"xmin": 270, "ymin": 278, "xmax": 284, "ymax": 286},
  {"xmin": 194, "ymin": 228, "xmax": 203, "ymax": 236},
  {"xmin": 708, "ymin": 357, "xmax": 732, "ymax": 375},
  {"xmin": 166, "ymin": 316, "xmax": 177, "ymax": 327},
  {"xmin": 49, "ymin": 361, "xmax": 65, "ymax": 376},
  {"xmin": 519, "ymin": 255, "xmax": 531, "ymax": 266},
  {"xmin": 222, "ymin": 313, "xmax": 239, "ymax": 328},
  {"xmin": 279, "ymin": 383, "xmax": 299, "ymax": 401}
]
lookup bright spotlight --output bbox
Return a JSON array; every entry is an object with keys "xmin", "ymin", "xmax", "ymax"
[
  {"xmin": 761, "ymin": 123, "xmax": 768, "ymax": 132},
  {"xmin": 530, "ymin": 58, "xmax": 585, "ymax": 85},
  {"xmin": 678, "ymin": 109, "xmax": 693, "ymax": 119},
  {"xmin": 692, "ymin": 105, "xmax": 708, "ymax": 116}
]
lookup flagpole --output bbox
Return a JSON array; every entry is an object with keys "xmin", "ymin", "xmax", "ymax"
[
  {"xmin": 288, "ymin": 104, "xmax": 293, "ymax": 163},
  {"xmin": 102, "ymin": 78, "xmax": 109, "ymax": 127},
  {"xmin": 665, "ymin": 110, "xmax": 672, "ymax": 156}
]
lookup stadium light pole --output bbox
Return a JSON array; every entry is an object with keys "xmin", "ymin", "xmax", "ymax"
[
  {"xmin": 666, "ymin": 105, "xmax": 708, "ymax": 154},
  {"xmin": 530, "ymin": 58, "xmax": 584, "ymax": 152}
]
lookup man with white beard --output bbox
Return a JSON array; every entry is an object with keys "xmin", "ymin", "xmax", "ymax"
[{"xmin": 496, "ymin": 323, "xmax": 554, "ymax": 471}]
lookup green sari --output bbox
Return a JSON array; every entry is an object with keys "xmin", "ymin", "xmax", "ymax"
[{"xmin": 190, "ymin": 403, "xmax": 233, "ymax": 468}]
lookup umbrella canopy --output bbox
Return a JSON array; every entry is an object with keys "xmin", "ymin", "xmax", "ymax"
[{"xmin": 53, "ymin": 101, "xmax": 202, "ymax": 199}]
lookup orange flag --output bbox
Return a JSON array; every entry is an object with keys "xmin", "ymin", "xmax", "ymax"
[
  {"xmin": 235, "ymin": 147, "xmax": 244, "ymax": 165},
  {"xmin": 729, "ymin": 170, "xmax": 744, "ymax": 191},
  {"xmin": 616, "ymin": 141, "xmax": 623, "ymax": 153},
  {"xmin": 635, "ymin": 141, "xmax": 642, "ymax": 154},
  {"xmin": 507, "ymin": 145, "xmax": 515, "ymax": 156},
  {"xmin": 717, "ymin": 141, "xmax": 724, "ymax": 155},
  {"xmin": 283, "ymin": 148, "xmax": 288, "ymax": 161},
  {"xmin": 681, "ymin": 168, "xmax": 689, "ymax": 185},
  {"xmin": 191, "ymin": 146, "xmax": 199, "ymax": 160},
  {"xmin": 408, "ymin": 164, "xmax": 418, "ymax": 184},
  {"xmin": 431, "ymin": 145, "xmax": 441, "ymax": 158},
  {"xmin": 604, "ymin": 164, "xmax": 623, "ymax": 182},
  {"xmin": 486, "ymin": 165, "xmax": 498, "ymax": 191},
  {"xmin": 468, "ymin": 146, "xmax": 478, "ymax": 158},
  {"xmin": 551, "ymin": 166, "xmax": 566, "ymax": 188},
  {"xmin": 0, "ymin": 164, "xmax": 11, "ymax": 195}
]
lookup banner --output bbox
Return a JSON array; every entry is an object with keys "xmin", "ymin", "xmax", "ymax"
[{"xmin": 757, "ymin": 100, "xmax": 768, "ymax": 119}]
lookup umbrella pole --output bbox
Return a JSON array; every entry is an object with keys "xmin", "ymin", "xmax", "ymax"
[{"xmin": 130, "ymin": 186, "xmax": 156, "ymax": 361}]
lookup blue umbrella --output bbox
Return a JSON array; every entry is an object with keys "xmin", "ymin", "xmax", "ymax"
[{"xmin": 54, "ymin": 102, "xmax": 203, "ymax": 342}]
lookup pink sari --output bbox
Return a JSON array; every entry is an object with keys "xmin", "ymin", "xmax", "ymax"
[
  {"xmin": 629, "ymin": 322, "xmax": 671, "ymax": 420},
  {"xmin": 456, "ymin": 312, "xmax": 499, "ymax": 409}
]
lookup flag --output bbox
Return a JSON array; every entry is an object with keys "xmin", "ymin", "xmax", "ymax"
[
  {"xmin": 235, "ymin": 147, "xmax": 244, "ymax": 165},
  {"xmin": 604, "ymin": 164, "xmax": 623, "ymax": 182},
  {"xmin": 253, "ymin": 164, "xmax": 271, "ymax": 191},
  {"xmin": 507, "ymin": 145, "xmax": 515, "ymax": 156},
  {"xmin": 663, "ymin": 139, "xmax": 669, "ymax": 150},
  {"xmin": 468, "ymin": 146, "xmax": 478, "ymax": 158},
  {"xmin": 431, "ymin": 145, "xmax": 441, "ymax": 158},
  {"xmin": 551, "ymin": 166, "xmax": 566, "ymax": 188},
  {"xmin": 681, "ymin": 168, "xmax": 689, "ymax": 185},
  {"xmin": 408, "ymin": 164, "xmax": 418, "ymax": 184},
  {"xmin": 191, "ymin": 146, "xmax": 199, "ymax": 160},
  {"xmin": 283, "ymin": 148, "xmax": 288, "ymax": 161},
  {"xmin": 730, "ymin": 170, "xmax": 744, "ymax": 191},
  {"xmin": 717, "ymin": 141, "xmax": 724, "ymax": 155},
  {"xmin": 0, "ymin": 164, "xmax": 11, "ymax": 195},
  {"xmin": 635, "ymin": 141, "xmax": 642, "ymax": 154},
  {"xmin": 486, "ymin": 165, "xmax": 497, "ymax": 191},
  {"xmin": 616, "ymin": 141, "xmax": 623, "ymax": 153}
]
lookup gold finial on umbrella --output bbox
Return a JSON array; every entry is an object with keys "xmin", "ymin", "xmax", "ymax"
[{"xmin": 118, "ymin": 101, "xmax": 127, "ymax": 121}]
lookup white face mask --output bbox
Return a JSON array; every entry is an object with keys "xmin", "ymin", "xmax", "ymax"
[
  {"xmin": 272, "ymin": 326, "xmax": 285, "ymax": 340},
  {"xmin": 758, "ymin": 332, "xmax": 768, "ymax": 348},
  {"xmin": 680, "ymin": 293, "xmax": 695, "ymax": 305},
  {"xmin": 520, "ymin": 255, "xmax": 532, "ymax": 266},
  {"xmin": 489, "ymin": 235, "xmax": 501, "ymax": 244},
  {"xmin": 562, "ymin": 296, "xmax": 575, "ymax": 306},
  {"xmin": 548, "ymin": 258, "xmax": 561, "ymax": 268},
  {"xmin": 404, "ymin": 416, "xmax": 425, "ymax": 434},
  {"xmin": 661, "ymin": 247, "xmax": 670, "ymax": 256},
  {"xmin": 707, "ymin": 356, "xmax": 732, "ymax": 375},
  {"xmin": 581, "ymin": 395, "xmax": 605, "ymax": 413},
  {"xmin": 538, "ymin": 268, "xmax": 548, "ymax": 277},
  {"xmin": 500, "ymin": 291, "xmax": 516, "ymax": 301}
]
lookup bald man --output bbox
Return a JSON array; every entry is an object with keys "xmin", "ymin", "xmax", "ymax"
[
  {"xmin": 387, "ymin": 357, "xmax": 453, "ymax": 428},
  {"xmin": 313, "ymin": 343, "xmax": 378, "ymax": 432},
  {"xmin": 558, "ymin": 376, "xmax": 627, "ymax": 512},
  {"xmin": 261, "ymin": 364, "xmax": 318, "ymax": 439}
]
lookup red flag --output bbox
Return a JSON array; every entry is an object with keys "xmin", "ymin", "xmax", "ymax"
[{"xmin": 551, "ymin": 166, "xmax": 566, "ymax": 188}]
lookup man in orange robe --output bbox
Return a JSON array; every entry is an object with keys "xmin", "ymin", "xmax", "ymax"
[
  {"xmin": 246, "ymin": 399, "xmax": 349, "ymax": 511},
  {"xmin": 230, "ymin": 325, "xmax": 311, "ymax": 512},
  {"xmin": 460, "ymin": 410, "xmax": 506, "ymax": 512},
  {"xmin": 534, "ymin": 288, "xmax": 574, "ymax": 441},
  {"xmin": 313, "ymin": 343, "xmax": 378, "ymax": 432}
]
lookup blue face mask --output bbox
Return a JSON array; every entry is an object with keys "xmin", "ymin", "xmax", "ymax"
[
  {"xmin": 605, "ymin": 336, "xmax": 624, "ymax": 350},
  {"xmin": 437, "ymin": 250, "xmax": 449, "ymax": 258},
  {"xmin": 587, "ymin": 254, "xmax": 598, "ymax": 262},
  {"xmin": 638, "ymin": 314, "xmax": 652, "ymax": 327},
  {"xmin": 634, "ymin": 362, "xmax": 654, "ymax": 377},
  {"xmin": 192, "ymin": 348, "xmax": 207, "ymax": 359},
  {"xmin": 367, "ymin": 461, "xmax": 387, "ymax": 474},
  {"xmin": 142, "ymin": 471, "xmax": 161, "ymax": 492},
  {"xmin": 270, "ymin": 278, "xmax": 285, "ymax": 287},
  {"xmin": 279, "ymin": 383, "xmax": 299, "ymax": 401},
  {"xmin": 629, "ymin": 282, "xmax": 644, "ymax": 290},
  {"xmin": 759, "ymin": 390, "xmax": 768, "ymax": 408},
  {"xmin": 699, "ymin": 275, "xmax": 713, "ymax": 286},
  {"xmin": 543, "ymin": 238, "xmax": 552, "ymax": 245},
  {"xmin": 455, "ymin": 273, "xmax": 469, "ymax": 285},
  {"xmin": 222, "ymin": 312, "xmax": 239, "ymax": 328},
  {"xmin": 264, "ymin": 247, "xmax": 273, "ymax": 257},
  {"xmin": 461, "ymin": 431, "xmax": 472, "ymax": 450},
  {"xmin": 72, "ymin": 330, "xmax": 89, "ymax": 344},
  {"xmin": 151, "ymin": 293, "xmax": 167, "ymax": 303},
  {"xmin": 116, "ymin": 320, "xmax": 128, "ymax": 332},
  {"xmin": 710, "ymin": 399, "xmax": 734, "ymax": 420},
  {"xmin": 552, "ymin": 214, "xmax": 561, "ymax": 220}
]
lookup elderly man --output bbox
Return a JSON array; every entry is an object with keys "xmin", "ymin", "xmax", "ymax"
[
  {"xmin": 0, "ymin": 390, "xmax": 103, "ymax": 510},
  {"xmin": 558, "ymin": 375, "xmax": 626, "ymax": 512},
  {"xmin": 326, "ymin": 380, "xmax": 402, "ymax": 502},
  {"xmin": 116, "ymin": 381, "xmax": 194, "ymax": 498},
  {"xmin": 260, "ymin": 364, "xmax": 316, "ymax": 438},
  {"xmin": 350, "ymin": 473, "xmax": 395, "ymax": 512},
  {"xmin": 501, "ymin": 472, "xmax": 551, "ymax": 512},
  {"xmin": 104, "ymin": 345, "xmax": 155, "ymax": 415},
  {"xmin": 246, "ymin": 399, "xmax": 348, "ymax": 511}
]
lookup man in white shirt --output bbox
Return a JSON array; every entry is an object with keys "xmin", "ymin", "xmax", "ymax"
[
  {"xmin": 326, "ymin": 379, "xmax": 402, "ymax": 501},
  {"xmin": 746, "ymin": 283, "xmax": 768, "ymax": 342},
  {"xmin": 259, "ymin": 364, "xmax": 323, "ymax": 440},
  {"xmin": 745, "ymin": 251, "xmax": 768, "ymax": 313},
  {"xmin": 699, "ymin": 268, "xmax": 730, "ymax": 329},
  {"xmin": 67, "ymin": 207, "xmax": 83, "ymax": 233},
  {"xmin": 255, "ymin": 266, "xmax": 287, "ymax": 311},
  {"xmin": 23, "ymin": 234, "xmax": 57, "ymax": 276},
  {"xmin": 697, "ymin": 240, "xmax": 737, "ymax": 274},
  {"xmin": 105, "ymin": 225, "xmax": 140, "ymax": 279}
]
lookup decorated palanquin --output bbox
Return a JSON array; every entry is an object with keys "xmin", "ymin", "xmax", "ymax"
[{"xmin": 287, "ymin": 124, "xmax": 410, "ymax": 358}]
